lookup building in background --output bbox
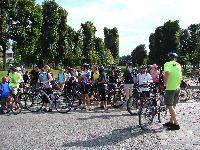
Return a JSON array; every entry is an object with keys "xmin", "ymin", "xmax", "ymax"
[{"xmin": 0, "ymin": 46, "xmax": 14, "ymax": 69}]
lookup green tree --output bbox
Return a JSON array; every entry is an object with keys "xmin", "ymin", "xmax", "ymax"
[
  {"xmin": 94, "ymin": 37, "xmax": 105, "ymax": 64},
  {"xmin": 81, "ymin": 21, "xmax": 96, "ymax": 63},
  {"xmin": 104, "ymin": 27, "xmax": 119, "ymax": 63},
  {"xmin": 0, "ymin": 0, "xmax": 19, "ymax": 69},
  {"xmin": 119, "ymin": 55, "xmax": 132, "ymax": 66},
  {"xmin": 131, "ymin": 44, "xmax": 147, "ymax": 66},
  {"xmin": 11, "ymin": 0, "xmax": 43, "ymax": 64},
  {"xmin": 56, "ymin": 7, "xmax": 68, "ymax": 66},
  {"xmin": 178, "ymin": 29, "xmax": 189, "ymax": 65},
  {"xmin": 40, "ymin": 0, "xmax": 60, "ymax": 65},
  {"xmin": 187, "ymin": 24, "xmax": 200, "ymax": 66},
  {"xmin": 148, "ymin": 20, "xmax": 180, "ymax": 65}
]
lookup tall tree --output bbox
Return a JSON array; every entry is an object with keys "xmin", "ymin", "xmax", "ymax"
[
  {"xmin": 187, "ymin": 24, "xmax": 200, "ymax": 66},
  {"xmin": 66, "ymin": 26, "xmax": 83, "ymax": 66},
  {"xmin": 81, "ymin": 21, "xmax": 96, "ymax": 63},
  {"xmin": 148, "ymin": 20, "xmax": 180, "ymax": 65},
  {"xmin": 40, "ymin": 0, "xmax": 60, "ymax": 65},
  {"xmin": 94, "ymin": 37, "xmax": 105, "ymax": 65},
  {"xmin": 178, "ymin": 29, "xmax": 189, "ymax": 65},
  {"xmin": 10, "ymin": 0, "xmax": 43, "ymax": 64},
  {"xmin": 0, "ymin": 0, "xmax": 19, "ymax": 69},
  {"xmin": 104, "ymin": 27, "xmax": 119, "ymax": 63},
  {"xmin": 131, "ymin": 44, "xmax": 147, "ymax": 66},
  {"xmin": 56, "ymin": 7, "xmax": 68, "ymax": 66}
]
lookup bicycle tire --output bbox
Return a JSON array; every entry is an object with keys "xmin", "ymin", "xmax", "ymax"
[
  {"xmin": 111, "ymin": 92, "xmax": 125, "ymax": 108},
  {"xmin": 55, "ymin": 95, "xmax": 71, "ymax": 113},
  {"xmin": 27, "ymin": 93, "xmax": 43, "ymax": 112},
  {"xmin": 192, "ymin": 90, "xmax": 200, "ymax": 100},
  {"xmin": 127, "ymin": 95, "xmax": 139, "ymax": 115},
  {"xmin": 179, "ymin": 89, "xmax": 188, "ymax": 102},
  {"xmin": 138, "ymin": 99, "xmax": 156, "ymax": 130},
  {"xmin": 11, "ymin": 100, "xmax": 22, "ymax": 115}
]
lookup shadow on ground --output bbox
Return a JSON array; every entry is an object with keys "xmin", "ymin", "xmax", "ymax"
[{"xmin": 62, "ymin": 125, "xmax": 163, "ymax": 148}]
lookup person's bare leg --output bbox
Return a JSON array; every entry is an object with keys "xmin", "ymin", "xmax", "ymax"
[
  {"xmin": 168, "ymin": 106, "xmax": 177, "ymax": 124},
  {"xmin": 104, "ymin": 101, "xmax": 108, "ymax": 110}
]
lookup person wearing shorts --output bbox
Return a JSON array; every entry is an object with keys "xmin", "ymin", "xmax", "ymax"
[
  {"xmin": 97, "ymin": 65, "xmax": 108, "ymax": 111},
  {"xmin": 122, "ymin": 62, "xmax": 134, "ymax": 109},
  {"xmin": 163, "ymin": 52, "xmax": 182, "ymax": 130},
  {"xmin": 8, "ymin": 67, "xmax": 22, "ymax": 99}
]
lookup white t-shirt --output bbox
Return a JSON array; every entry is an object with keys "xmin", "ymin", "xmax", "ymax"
[{"xmin": 138, "ymin": 73, "xmax": 152, "ymax": 91}]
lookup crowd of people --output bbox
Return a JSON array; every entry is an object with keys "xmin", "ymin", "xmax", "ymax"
[
  {"xmin": 0, "ymin": 62, "xmax": 164, "ymax": 111},
  {"xmin": 0, "ymin": 52, "xmax": 183, "ymax": 130}
]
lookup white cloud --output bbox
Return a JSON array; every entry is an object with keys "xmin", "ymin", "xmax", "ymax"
[{"xmin": 62, "ymin": 0, "xmax": 200, "ymax": 56}]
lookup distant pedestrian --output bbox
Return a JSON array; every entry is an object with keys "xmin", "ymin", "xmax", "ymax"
[{"xmin": 163, "ymin": 52, "xmax": 182, "ymax": 130}]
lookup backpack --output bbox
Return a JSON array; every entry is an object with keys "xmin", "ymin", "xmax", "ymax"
[
  {"xmin": 0, "ymin": 83, "xmax": 11, "ymax": 98},
  {"xmin": 58, "ymin": 72, "xmax": 65, "ymax": 81}
]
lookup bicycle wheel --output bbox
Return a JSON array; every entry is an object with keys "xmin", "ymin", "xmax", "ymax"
[
  {"xmin": 111, "ymin": 92, "xmax": 125, "ymax": 108},
  {"xmin": 27, "ymin": 93, "xmax": 43, "ymax": 112},
  {"xmin": 138, "ymin": 100, "xmax": 157, "ymax": 130},
  {"xmin": 11, "ymin": 100, "xmax": 22, "ymax": 115},
  {"xmin": 55, "ymin": 95, "xmax": 71, "ymax": 113},
  {"xmin": 179, "ymin": 89, "xmax": 188, "ymax": 102},
  {"xmin": 192, "ymin": 90, "xmax": 200, "ymax": 100},
  {"xmin": 157, "ymin": 94, "xmax": 167, "ymax": 123},
  {"xmin": 127, "ymin": 95, "xmax": 139, "ymax": 115},
  {"xmin": 17, "ymin": 93, "xmax": 28, "ymax": 109}
]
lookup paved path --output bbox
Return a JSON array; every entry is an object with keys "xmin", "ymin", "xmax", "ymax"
[{"xmin": 0, "ymin": 100, "xmax": 200, "ymax": 150}]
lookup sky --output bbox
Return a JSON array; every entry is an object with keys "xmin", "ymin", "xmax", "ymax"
[{"xmin": 36, "ymin": 0, "xmax": 200, "ymax": 56}]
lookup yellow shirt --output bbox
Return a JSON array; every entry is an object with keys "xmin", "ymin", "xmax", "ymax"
[
  {"xmin": 93, "ymin": 71, "xmax": 99, "ymax": 80},
  {"xmin": 9, "ymin": 72, "xmax": 21, "ymax": 88}
]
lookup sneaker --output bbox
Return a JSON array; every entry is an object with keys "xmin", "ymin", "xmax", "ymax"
[
  {"xmin": 48, "ymin": 109, "xmax": 52, "ymax": 112},
  {"xmin": 163, "ymin": 122, "xmax": 173, "ymax": 127},
  {"xmin": 167, "ymin": 124, "xmax": 180, "ymax": 131}
]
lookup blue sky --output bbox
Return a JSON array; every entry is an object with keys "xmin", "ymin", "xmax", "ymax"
[{"xmin": 36, "ymin": 0, "xmax": 200, "ymax": 56}]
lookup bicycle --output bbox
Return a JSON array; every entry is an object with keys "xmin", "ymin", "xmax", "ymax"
[
  {"xmin": 106, "ymin": 82, "xmax": 125, "ymax": 108},
  {"xmin": 21, "ymin": 84, "xmax": 71, "ymax": 113},
  {"xmin": 138, "ymin": 84, "xmax": 167, "ymax": 130},
  {"xmin": 0, "ymin": 96, "xmax": 22, "ymax": 115},
  {"xmin": 126, "ymin": 84, "xmax": 147, "ymax": 115}
]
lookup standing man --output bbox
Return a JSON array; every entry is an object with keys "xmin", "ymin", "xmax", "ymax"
[
  {"xmin": 122, "ymin": 62, "xmax": 134, "ymax": 109},
  {"xmin": 8, "ymin": 67, "xmax": 22, "ymax": 100},
  {"xmin": 163, "ymin": 52, "xmax": 182, "ymax": 130}
]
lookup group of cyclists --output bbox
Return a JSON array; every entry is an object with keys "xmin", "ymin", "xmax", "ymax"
[{"xmin": 0, "ymin": 61, "xmax": 165, "ymax": 114}]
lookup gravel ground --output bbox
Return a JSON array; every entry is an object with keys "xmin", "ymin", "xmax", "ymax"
[{"xmin": 1, "ymin": 100, "xmax": 200, "ymax": 150}]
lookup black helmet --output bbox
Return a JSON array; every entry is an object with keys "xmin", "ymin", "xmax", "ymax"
[
  {"xmin": 168, "ymin": 52, "xmax": 178, "ymax": 59},
  {"xmin": 11, "ymin": 66, "xmax": 17, "ymax": 72},
  {"xmin": 140, "ymin": 65, "xmax": 147, "ymax": 69},
  {"xmin": 98, "ymin": 65, "xmax": 104, "ymax": 72}
]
